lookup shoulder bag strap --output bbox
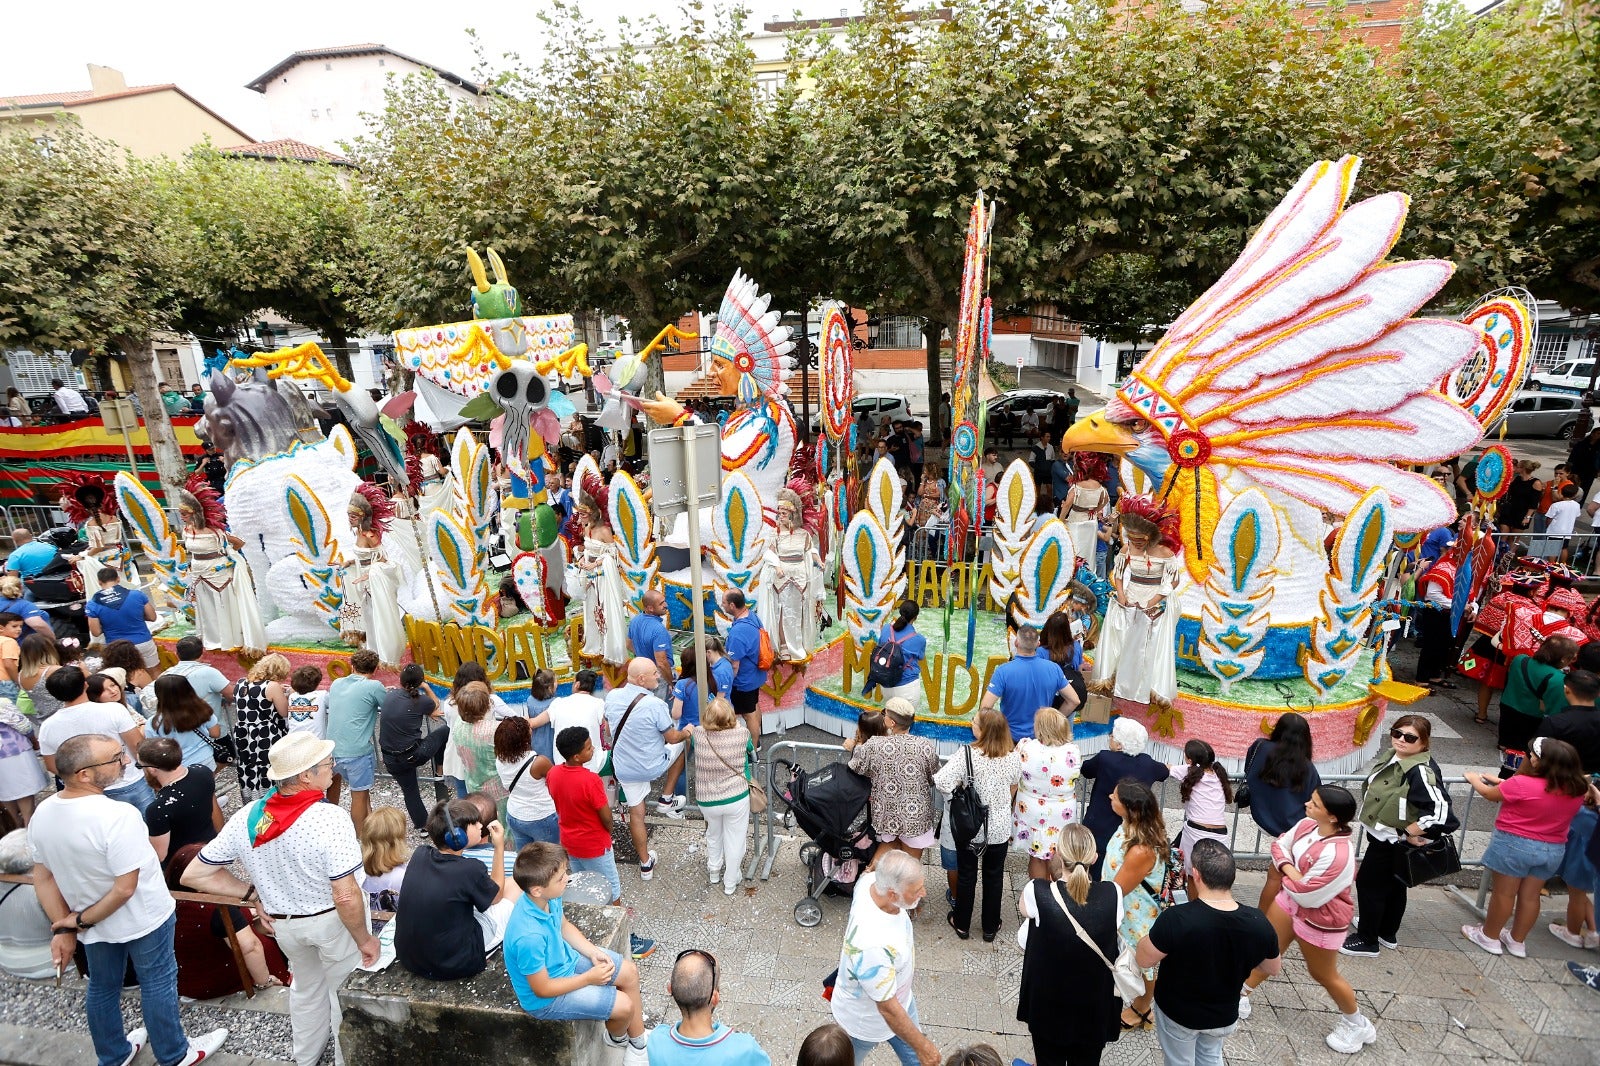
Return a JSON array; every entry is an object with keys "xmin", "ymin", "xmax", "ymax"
[
  {"xmin": 1049, "ymin": 881, "xmax": 1117, "ymax": 973},
  {"xmin": 964, "ymin": 743, "xmax": 976, "ymax": 787},
  {"xmin": 704, "ymin": 731, "xmax": 750, "ymax": 781},
  {"xmin": 506, "ymin": 754, "xmax": 537, "ymax": 796},
  {"xmin": 610, "ymin": 692, "xmax": 647, "ymax": 749}
]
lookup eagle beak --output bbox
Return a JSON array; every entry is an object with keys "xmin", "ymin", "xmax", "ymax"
[{"xmin": 1060, "ymin": 413, "xmax": 1138, "ymax": 455}]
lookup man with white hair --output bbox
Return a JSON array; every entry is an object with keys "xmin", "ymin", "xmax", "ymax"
[
  {"xmin": 1081, "ymin": 717, "xmax": 1172, "ymax": 877},
  {"xmin": 604, "ymin": 657, "xmax": 695, "ymax": 880},
  {"xmin": 184, "ymin": 732, "xmax": 379, "ymax": 1066},
  {"xmin": 30, "ymin": 734, "xmax": 229, "ymax": 1066},
  {"xmin": 980, "ymin": 625, "xmax": 1078, "ymax": 742},
  {"xmin": 830, "ymin": 850, "xmax": 939, "ymax": 1066}
]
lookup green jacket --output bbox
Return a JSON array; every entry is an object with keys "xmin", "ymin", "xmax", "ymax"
[{"xmin": 1359, "ymin": 749, "xmax": 1456, "ymax": 836}]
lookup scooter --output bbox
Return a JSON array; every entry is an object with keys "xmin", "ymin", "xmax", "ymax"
[{"xmin": 21, "ymin": 526, "xmax": 91, "ymax": 644}]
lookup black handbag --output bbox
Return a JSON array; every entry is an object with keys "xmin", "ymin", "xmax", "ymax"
[
  {"xmin": 1234, "ymin": 739, "xmax": 1261, "ymax": 810},
  {"xmin": 947, "ymin": 745, "xmax": 989, "ymax": 853},
  {"xmin": 194, "ymin": 728, "xmax": 238, "ymax": 766},
  {"xmin": 1397, "ymin": 835, "xmax": 1462, "ymax": 887}
]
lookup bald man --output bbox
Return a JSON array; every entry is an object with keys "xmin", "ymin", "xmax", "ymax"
[
  {"xmin": 603, "ymin": 657, "xmax": 695, "ymax": 879},
  {"xmin": 627, "ymin": 589, "xmax": 675, "ymax": 699}
]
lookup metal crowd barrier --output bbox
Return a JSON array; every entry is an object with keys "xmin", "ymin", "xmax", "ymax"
[{"xmin": 1490, "ymin": 529, "xmax": 1600, "ymax": 577}]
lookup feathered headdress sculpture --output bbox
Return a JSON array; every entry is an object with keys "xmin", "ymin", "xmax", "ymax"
[
  {"xmin": 177, "ymin": 472, "xmax": 228, "ymax": 531},
  {"xmin": 349, "ymin": 481, "xmax": 395, "ymax": 538},
  {"xmin": 1116, "ymin": 494, "xmax": 1181, "ymax": 553},
  {"xmin": 56, "ymin": 472, "xmax": 115, "ymax": 524},
  {"xmin": 1061, "ymin": 156, "xmax": 1482, "ymax": 583},
  {"xmin": 710, "ymin": 270, "xmax": 795, "ymax": 407}
]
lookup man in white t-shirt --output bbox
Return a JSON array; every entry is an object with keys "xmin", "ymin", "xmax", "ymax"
[
  {"xmin": 37, "ymin": 666, "xmax": 156, "ymax": 813},
  {"xmin": 546, "ymin": 668, "xmax": 607, "ymax": 774},
  {"xmin": 1545, "ymin": 482, "xmax": 1584, "ymax": 563},
  {"xmin": 184, "ymin": 733, "xmax": 379, "ymax": 1066},
  {"xmin": 830, "ymin": 850, "xmax": 938, "ymax": 1066},
  {"xmin": 30, "ymin": 734, "xmax": 228, "ymax": 1066}
]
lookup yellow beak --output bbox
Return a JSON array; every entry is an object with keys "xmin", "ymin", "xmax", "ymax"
[{"xmin": 1059, "ymin": 413, "xmax": 1139, "ymax": 455}]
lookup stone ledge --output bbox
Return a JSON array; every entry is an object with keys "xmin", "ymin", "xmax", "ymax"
[
  {"xmin": 338, "ymin": 902, "xmax": 629, "ymax": 1066},
  {"xmin": 0, "ymin": 1023, "xmax": 292, "ymax": 1066}
]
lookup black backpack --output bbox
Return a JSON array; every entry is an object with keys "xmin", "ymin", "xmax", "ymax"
[
  {"xmin": 947, "ymin": 745, "xmax": 989, "ymax": 853},
  {"xmin": 864, "ymin": 627, "xmax": 907, "ymax": 694}
]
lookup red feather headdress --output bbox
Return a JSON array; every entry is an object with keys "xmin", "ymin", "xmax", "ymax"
[
  {"xmin": 579, "ymin": 472, "xmax": 611, "ymax": 527},
  {"xmin": 785, "ymin": 477, "xmax": 823, "ymax": 537},
  {"xmin": 1071, "ymin": 453, "xmax": 1110, "ymax": 485},
  {"xmin": 350, "ymin": 481, "xmax": 396, "ymax": 537},
  {"xmin": 56, "ymin": 472, "xmax": 114, "ymax": 524},
  {"xmin": 1116, "ymin": 494, "xmax": 1181, "ymax": 552},
  {"xmin": 179, "ymin": 472, "xmax": 228, "ymax": 531}
]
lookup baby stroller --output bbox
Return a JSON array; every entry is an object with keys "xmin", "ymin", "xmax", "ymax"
[{"xmin": 771, "ymin": 757, "xmax": 878, "ymax": 927}]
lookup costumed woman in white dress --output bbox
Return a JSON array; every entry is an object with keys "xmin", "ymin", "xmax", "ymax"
[
  {"xmin": 407, "ymin": 421, "xmax": 455, "ymax": 516},
  {"xmin": 1092, "ymin": 495, "xmax": 1185, "ymax": 713},
  {"xmin": 756, "ymin": 487, "xmax": 825, "ymax": 662},
  {"xmin": 58, "ymin": 474, "xmax": 135, "ymax": 592},
  {"xmin": 1058, "ymin": 453, "xmax": 1110, "ymax": 570},
  {"xmin": 341, "ymin": 483, "xmax": 407, "ymax": 666},
  {"xmin": 571, "ymin": 474, "xmax": 628, "ymax": 667},
  {"xmin": 176, "ymin": 477, "xmax": 267, "ymax": 654}
]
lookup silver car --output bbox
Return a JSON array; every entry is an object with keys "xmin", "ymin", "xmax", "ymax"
[{"xmin": 1485, "ymin": 391, "xmax": 1587, "ymax": 439}]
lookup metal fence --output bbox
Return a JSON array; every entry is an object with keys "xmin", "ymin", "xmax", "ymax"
[
  {"xmin": 1490, "ymin": 529, "xmax": 1600, "ymax": 577},
  {"xmin": 751, "ymin": 743, "xmax": 1495, "ymax": 916}
]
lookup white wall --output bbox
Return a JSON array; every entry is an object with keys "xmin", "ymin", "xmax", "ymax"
[{"xmin": 257, "ymin": 53, "xmax": 479, "ymax": 152}]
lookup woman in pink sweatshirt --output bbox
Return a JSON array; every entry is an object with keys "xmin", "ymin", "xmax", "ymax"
[{"xmin": 1240, "ymin": 785, "xmax": 1376, "ymax": 1055}]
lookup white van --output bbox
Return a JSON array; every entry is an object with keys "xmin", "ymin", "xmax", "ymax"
[{"xmin": 1529, "ymin": 360, "xmax": 1597, "ymax": 395}]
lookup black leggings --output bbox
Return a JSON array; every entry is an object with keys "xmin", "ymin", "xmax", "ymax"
[
  {"xmin": 1354, "ymin": 836, "xmax": 1411, "ymax": 943},
  {"xmin": 382, "ymin": 728, "xmax": 451, "ymax": 828},
  {"xmin": 1414, "ymin": 607, "xmax": 1455, "ymax": 682},
  {"xmin": 954, "ymin": 842, "xmax": 1008, "ymax": 937}
]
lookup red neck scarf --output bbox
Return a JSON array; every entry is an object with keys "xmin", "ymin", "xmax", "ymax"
[{"xmin": 248, "ymin": 787, "xmax": 325, "ymax": 848}]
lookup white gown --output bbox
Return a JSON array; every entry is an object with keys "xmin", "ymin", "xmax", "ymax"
[
  {"xmin": 76, "ymin": 517, "xmax": 136, "ymax": 592},
  {"xmin": 183, "ymin": 530, "xmax": 268, "ymax": 654},
  {"xmin": 1093, "ymin": 551, "xmax": 1185, "ymax": 706},
  {"xmin": 756, "ymin": 528, "xmax": 824, "ymax": 661},
  {"xmin": 577, "ymin": 539, "xmax": 629, "ymax": 665},
  {"xmin": 1060, "ymin": 484, "xmax": 1107, "ymax": 571},
  {"xmin": 341, "ymin": 543, "xmax": 407, "ymax": 667}
]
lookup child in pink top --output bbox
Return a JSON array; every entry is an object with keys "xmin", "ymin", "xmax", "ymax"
[{"xmin": 1462, "ymin": 737, "xmax": 1589, "ymax": 956}]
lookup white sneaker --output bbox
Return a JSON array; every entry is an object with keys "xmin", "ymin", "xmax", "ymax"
[
  {"xmin": 117, "ymin": 1028, "xmax": 148, "ymax": 1066},
  {"xmin": 655, "ymin": 796, "xmax": 686, "ymax": 819},
  {"xmin": 175, "ymin": 1028, "xmax": 228, "ymax": 1065},
  {"xmin": 1463, "ymin": 924, "xmax": 1503, "ymax": 955},
  {"xmin": 1499, "ymin": 929, "xmax": 1528, "ymax": 958},
  {"xmin": 603, "ymin": 1029, "xmax": 629, "ymax": 1049},
  {"xmin": 639, "ymin": 850, "xmax": 658, "ymax": 881},
  {"xmin": 622, "ymin": 1032, "xmax": 653, "ymax": 1066},
  {"xmin": 724, "ymin": 881, "xmax": 738, "ymax": 895},
  {"xmin": 1237, "ymin": 992, "xmax": 1252, "ymax": 1020},
  {"xmin": 1586, "ymin": 931, "xmax": 1600, "ymax": 950},
  {"xmin": 708, "ymin": 866, "xmax": 722, "ymax": 886},
  {"xmin": 1325, "ymin": 1014, "xmax": 1377, "ymax": 1054}
]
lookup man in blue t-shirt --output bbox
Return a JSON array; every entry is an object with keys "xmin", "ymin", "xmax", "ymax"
[
  {"xmin": 648, "ymin": 950, "xmax": 771, "ymax": 1066},
  {"xmin": 503, "ymin": 843, "xmax": 650, "ymax": 1062},
  {"xmin": 721, "ymin": 590, "xmax": 768, "ymax": 742},
  {"xmin": 627, "ymin": 590, "xmax": 675, "ymax": 700},
  {"xmin": 85, "ymin": 568, "xmax": 157, "ymax": 662},
  {"xmin": 3, "ymin": 529, "xmax": 58, "ymax": 578},
  {"xmin": 980, "ymin": 625, "xmax": 1077, "ymax": 741}
]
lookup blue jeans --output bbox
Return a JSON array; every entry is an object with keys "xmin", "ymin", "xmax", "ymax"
[
  {"xmin": 507, "ymin": 811, "xmax": 561, "ymax": 848},
  {"xmin": 105, "ymin": 776, "xmax": 156, "ymax": 815},
  {"xmin": 1153, "ymin": 1004, "xmax": 1236, "ymax": 1066},
  {"xmin": 847, "ymin": 997, "xmax": 922, "ymax": 1066},
  {"xmin": 569, "ymin": 849, "xmax": 622, "ymax": 904},
  {"xmin": 85, "ymin": 913, "xmax": 186, "ymax": 1066}
]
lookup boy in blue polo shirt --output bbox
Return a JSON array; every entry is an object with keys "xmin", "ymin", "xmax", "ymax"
[{"xmin": 503, "ymin": 842, "xmax": 651, "ymax": 1065}]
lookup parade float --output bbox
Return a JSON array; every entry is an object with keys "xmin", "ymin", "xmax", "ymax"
[{"xmin": 100, "ymin": 156, "xmax": 1534, "ymax": 769}]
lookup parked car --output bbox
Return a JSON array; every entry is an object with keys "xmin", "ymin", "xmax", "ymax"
[
  {"xmin": 811, "ymin": 393, "xmax": 914, "ymax": 435},
  {"xmin": 987, "ymin": 389, "xmax": 1067, "ymax": 445},
  {"xmin": 1528, "ymin": 360, "xmax": 1596, "ymax": 395},
  {"xmin": 1484, "ymin": 391, "xmax": 1587, "ymax": 440}
]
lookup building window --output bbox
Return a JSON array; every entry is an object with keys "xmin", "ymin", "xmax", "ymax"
[
  {"xmin": 4, "ymin": 351, "xmax": 75, "ymax": 395},
  {"xmin": 155, "ymin": 347, "xmax": 184, "ymax": 384},
  {"xmin": 324, "ymin": 62, "xmax": 333, "ymax": 71},
  {"xmin": 1534, "ymin": 331, "xmax": 1571, "ymax": 369},
  {"xmin": 872, "ymin": 315, "xmax": 924, "ymax": 349},
  {"xmin": 378, "ymin": 58, "xmax": 386, "ymax": 67},
  {"xmin": 754, "ymin": 70, "xmax": 787, "ymax": 98}
]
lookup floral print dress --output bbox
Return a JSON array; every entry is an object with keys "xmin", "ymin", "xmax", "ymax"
[
  {"xmin": 1013, "ymin": 739, "xmax": 1081, "ymax": 859},
  {"xmin": 1105, "ymin": 824, "xmax": 1167, "ymax": 979}
]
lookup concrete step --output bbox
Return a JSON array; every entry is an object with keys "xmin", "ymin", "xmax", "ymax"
[{"xmin": 0, "ymin": 1023, "xmax": 293, "ymax": 1066}]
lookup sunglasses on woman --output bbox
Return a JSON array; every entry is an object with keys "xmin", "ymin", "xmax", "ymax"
[{"xmin": 1390, "ymin": 728, "xmax": 1421, "ymax": 744}]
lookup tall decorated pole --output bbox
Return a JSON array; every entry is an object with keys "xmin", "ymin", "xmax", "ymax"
[{"xmin": 944, "ymin": 191, "xmax": 993, "ymax": 658}]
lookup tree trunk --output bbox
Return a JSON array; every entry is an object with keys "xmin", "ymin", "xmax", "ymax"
[
  {"xmin": 324, "ymin": 326, "xmax": 355, "ymax": 384},
  {"xmin": 924, "ymin": 320, "xmax": 945, "ymax": 442},
  {"xmin": 121, "ymin": 337, "xmax": 189, "ymax": 505}
]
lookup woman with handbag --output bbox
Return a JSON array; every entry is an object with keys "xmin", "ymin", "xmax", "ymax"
[
  {"xmin": 691, "ymin": 695, "xmax": 757, "ymax": 896},
  {"xmin": 933, "ymin": 709, "xmax": 1021, "ymax": 941},
  {"xmin": 1462, "ymin": 737, "xmax": 1590, "ymax": 956},
  {"xmin": 1341, "ymin": 715, "xmax": 1459, "ymax": 957},
  {"xmin": 146, "ymin": 674, "xmax": 226, "ymax": 771},
  {"xmin": 1105, "ymin": 780, "xmax": 1170, "ymax": 1031},
  {"xmin": 1017, "ymin": 824, "xmax": 1124, "ymax": 1066},
  {"xmin": 493, "ymin": 716, "xmax": 557, "ymax": 846},
  {"xmin": 1240, "ymin": 786, "xmax": 1377, "ymax": 1054}
]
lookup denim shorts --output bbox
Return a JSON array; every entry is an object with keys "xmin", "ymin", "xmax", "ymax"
[
  {"xmin": 332, "ymin": 752, "xmax": 376, "ymax": 791},
  {"xmin": 940, "ymin": 847, "xmax": 958, "ymax": 872},
  {"xmin": 529, "ymin": 948, "xmax": 622, "ymax": 1021},
  {"xmin": 569, "ymin": 850, "xmax": 622, "ymax": 904},
  {"xmin": 1483, "ymin": 827, "xmax": 1566, "ymax": 880}
]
